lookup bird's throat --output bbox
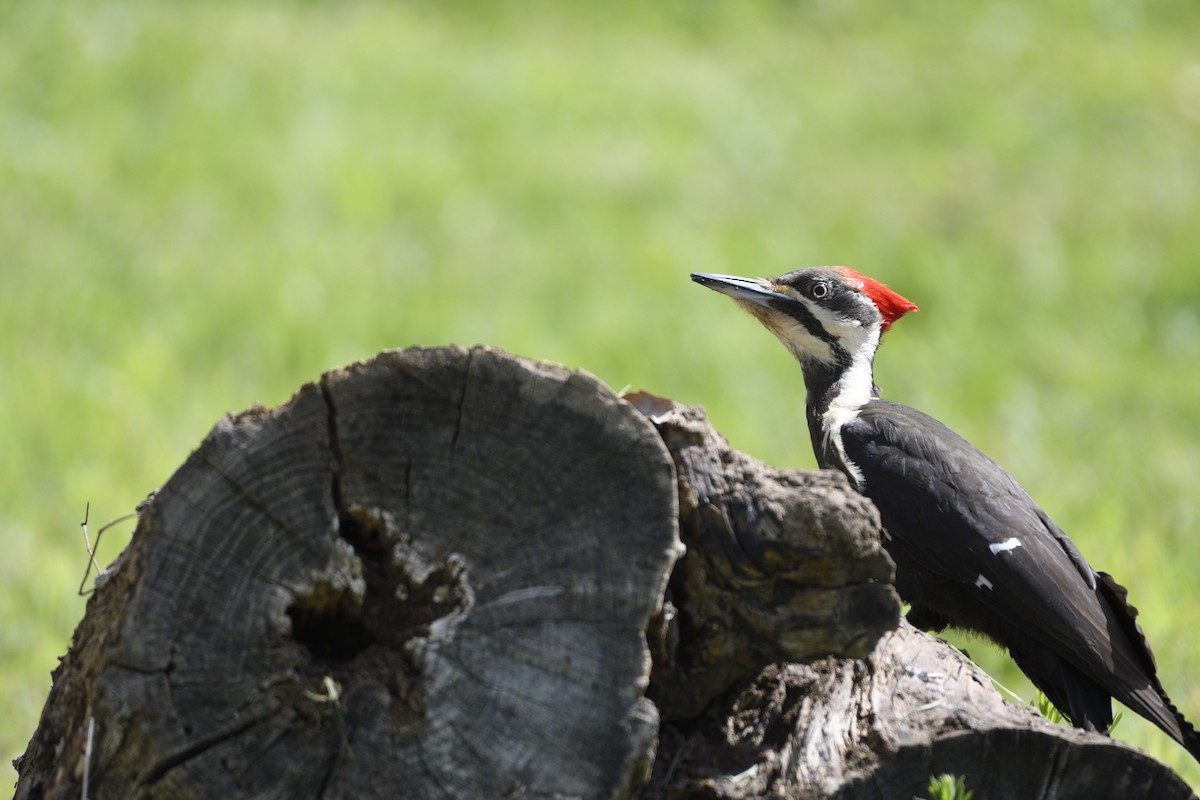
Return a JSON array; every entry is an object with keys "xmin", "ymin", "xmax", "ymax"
[
  {"xmin": 802, "ymin": 351, "xmax": 879, "ymax": 421},
  {"xmin": 802, "ymin": 350, "xmax": 880, "ymax": 488}
]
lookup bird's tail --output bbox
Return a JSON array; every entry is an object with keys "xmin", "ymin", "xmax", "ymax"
[{"xmin": 1097, "ymin": 572, "xmax": 1200, "ymax": 763}]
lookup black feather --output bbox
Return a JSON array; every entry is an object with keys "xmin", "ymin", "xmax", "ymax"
[{"xmin": 838, "ymin": 399, "xmax": 1200, "ymax": 761}]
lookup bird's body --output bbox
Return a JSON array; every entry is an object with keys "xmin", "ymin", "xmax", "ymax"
[{"xmin": 693, "ymin": 267, "xmax": 1200, "ymax": 763}]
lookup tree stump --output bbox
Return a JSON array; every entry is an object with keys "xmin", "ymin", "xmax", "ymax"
[
  {"xmin": 16, "ymin": 347, "xmax": 680, "ymax": 800},
  {"xmin": 15, "ymin": 347, "xmax": 1197, "ymax": 799}
]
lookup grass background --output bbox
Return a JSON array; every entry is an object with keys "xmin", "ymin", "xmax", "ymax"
[{"xmin": 4, "ymin": 0, "xmax": 1200, "ymax": 789}]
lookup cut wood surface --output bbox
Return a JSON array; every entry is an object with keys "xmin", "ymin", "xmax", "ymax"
[
  {"xmin": 15, "ymin": 347, "xmax": 1196, "ymax": 799},
  {"xmin": 16, "ymin": 347, "xmax": 680, "ymax": 800}
]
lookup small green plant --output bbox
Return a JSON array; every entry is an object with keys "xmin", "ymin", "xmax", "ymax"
[
  {"xmin": 918, "ymin": 773, "xmax": 973, "ymax": 800},
  {"xmin": 1032, "ymin": 690, "xmax": 1124, "ymax": 734},
  {"xmin": 1033, "ymin": 689, "xmax": 1068, "ymax": 726}
]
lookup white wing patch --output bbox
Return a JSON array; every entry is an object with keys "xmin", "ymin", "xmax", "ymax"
[
  {"xmin": 974, "ymin": 574, "xmax": 994, "ymax": 590},
  {"xmin": 988, "ymin": 537, "xmax": 1022, "ymax": 555}
]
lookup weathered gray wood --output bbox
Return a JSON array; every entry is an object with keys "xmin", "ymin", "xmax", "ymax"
[
  {"xmin": 16, "ymin": 349, "xmax": 1196, "ymax": 799},
  {"xmin": 16, "ymin": 346, "xmax": 681, "ymax": 800},
  {"xmin": 626, "ymin": 392, "xmax": 899, "ymax": 721},
  {"xmin": 647, "ymin": 621, "xmax": 1197, "ymax": 799}
]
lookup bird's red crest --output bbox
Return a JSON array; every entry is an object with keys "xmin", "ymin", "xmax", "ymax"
[{"xmin": 837, "ymin": 267, "xmax": 918, "ymax": 333}]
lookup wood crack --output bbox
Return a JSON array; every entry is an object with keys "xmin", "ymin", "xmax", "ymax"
[
  {"xmin": 142, "ymin": 709, "xmax": 275, "ymax": 786},
  {"xmin": 319, "ymin": 376, "xmax": 346, "ymax": 517}
]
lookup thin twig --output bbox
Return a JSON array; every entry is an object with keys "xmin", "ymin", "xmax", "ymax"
[
  {"xmin": 79, "ymin": 504, "xmax": 102, "ymax": 585},
  {"xmin": 78, "ymin": 506, "xmax": 137, "ymax": 596}
]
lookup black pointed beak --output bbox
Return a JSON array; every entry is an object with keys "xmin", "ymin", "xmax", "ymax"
[{"xmin": 690, "ymin": 273, "xmax": 792, "ymax": 309}]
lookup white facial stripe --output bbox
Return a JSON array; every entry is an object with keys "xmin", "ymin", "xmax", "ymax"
[
  {"xmin": 989, "ymin": 537, "xmax": 1022, "ymax": 555},
  {"xmin": 975, "ymin": 574, "xmax": 994, "ymax": 590},
  {"xmin": 806, "ymin": 300, "xmax": 858, "ymax": 334}
]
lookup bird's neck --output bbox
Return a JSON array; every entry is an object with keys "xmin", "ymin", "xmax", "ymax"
[
  {"xmin": 801, "ymin": 343, "xmax": 881, "ymax": 472},
  {"xmin": 802, "ymin": 341, "xmax": 881, "ymax": 415}
]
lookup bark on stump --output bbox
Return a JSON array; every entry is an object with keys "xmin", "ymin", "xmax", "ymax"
[{"xmin": 14, "ymin": 346, "xmax": 1196, "ymax": 800}]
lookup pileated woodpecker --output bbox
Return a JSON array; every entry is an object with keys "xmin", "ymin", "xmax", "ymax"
[{"xmin": 692, "ymin": 267, "xmax": 1200, "ymax": 762}]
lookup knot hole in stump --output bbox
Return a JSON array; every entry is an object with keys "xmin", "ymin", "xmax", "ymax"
[{"xmin": 286, "ymin": 507, "xmax": 475, "ymax": 722}]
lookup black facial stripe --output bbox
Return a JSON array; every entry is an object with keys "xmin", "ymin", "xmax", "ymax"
[
  {"xmin": 771, "ymin": 296, "xmax": 852, "ymax": 366},
  {"xmin": 824, "ymin": 289, "xmax": 877, "ymax": 327}
]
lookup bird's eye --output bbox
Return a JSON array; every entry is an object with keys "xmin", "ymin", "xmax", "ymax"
[{"xmin": 809, "ymin": 281, "xmax": 830, "ymax": 300}]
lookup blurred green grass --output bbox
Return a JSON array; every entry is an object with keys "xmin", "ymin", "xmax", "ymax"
[{"xmin": 4, "ymin": 0, "xmax": 1200, "ymax": 788}]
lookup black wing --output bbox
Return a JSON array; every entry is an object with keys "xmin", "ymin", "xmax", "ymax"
[
  {"xmin": 840, "ymin": 401, "xmax": 1091, "ymax": 593},
  {"xmin": 839, "ymin": 399, "xmax": 1200, "ymax": 757}
]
